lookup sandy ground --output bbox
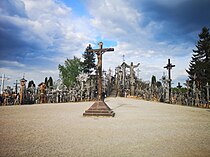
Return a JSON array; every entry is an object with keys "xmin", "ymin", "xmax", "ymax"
[{"xmin": 0, "ymin": 97, "xmax": 210, "ymax": 157}]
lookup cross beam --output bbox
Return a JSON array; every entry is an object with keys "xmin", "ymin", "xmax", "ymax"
[{"xmin": 88, "ymin": 48, "xmax": 114, "ymax": 54}]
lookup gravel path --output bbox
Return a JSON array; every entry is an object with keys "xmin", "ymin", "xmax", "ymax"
[{"xmin": 0, "ymin": 97, "xmax": 210, "ymax": 157}]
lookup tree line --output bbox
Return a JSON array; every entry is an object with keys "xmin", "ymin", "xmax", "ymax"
[{"xmin": 186, "ymin": 26, "xmax": 210, "ymax": 91}]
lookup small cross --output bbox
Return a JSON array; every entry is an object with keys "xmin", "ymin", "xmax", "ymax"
[
  {"xmin": 87, "ymin": 42, "xmax": 114, "ymax": 101},
  {"xmin": 122, "ymin": 55, "xmax": 125, "ymax": 62},
  {"xmin": 177, "ymin": 82, "xmax": 182, "ymax": 89}
]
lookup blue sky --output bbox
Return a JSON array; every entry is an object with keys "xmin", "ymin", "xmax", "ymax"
[{"xmin": 0, "ymin": 0, "xmax": 210, "ymax": 88}]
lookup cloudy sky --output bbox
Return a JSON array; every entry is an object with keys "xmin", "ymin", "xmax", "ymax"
[{"xmin": 0, "ymin": 0, "xmax": 210, "ymax": 88}]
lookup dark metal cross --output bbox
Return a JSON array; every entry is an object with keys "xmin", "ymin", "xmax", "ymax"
[
  {"xmin": 87, "ymin": 42, "xmax": 114, "ymax": 101},
  {"xmin": 13, "ymin": 80, "xmax": 20, "ymax": 94},
  {"xmin": 164, "ymin": 59, "xmax": 175, "ymax": 103}
]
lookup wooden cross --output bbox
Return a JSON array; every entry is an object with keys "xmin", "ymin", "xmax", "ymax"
[
  {"xmin": 185, "ymin": 79, "xmax": 190, "ymax": 97},
  {"xmin": 87, "ymin": 42, "xmax": 114, "ymax": 101},
  {"xmin": 205, "ymin": 82, "xmax": 209, "ymax": 108},
  {"xmin": 164, "ymin": 59, "xmax": 175, "ymax": 103}
]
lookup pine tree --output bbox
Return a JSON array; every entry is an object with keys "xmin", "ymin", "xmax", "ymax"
[
  {"xmin": 186, "ymin": 26, "xmax": 210, "ymax": 89},
  {"xmin": 151, "ymin": 75, "xmax": 157, "ymax": 94},
  {"xmin": 82, "ymin": 44, "xmax": 96, "ymax": 74},
  {"xmin": 44, "ymin": 77, "xmax": 48, "ymax": 87},
  {"xmin": 28, "ymin": 80, "xmax": 35, "ymax": 88},
  {"xmin": 48, "ymin": 77, "xmax": 53, "ymax": 89}
]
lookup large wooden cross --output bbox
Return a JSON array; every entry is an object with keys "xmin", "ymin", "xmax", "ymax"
[
  {"xmin": 83, "ymin": 42, "xmax": 115, "ymax": 117},
  {"xmin": 87, "ymin": 42, "xmax": 114, "ymax": 101}
]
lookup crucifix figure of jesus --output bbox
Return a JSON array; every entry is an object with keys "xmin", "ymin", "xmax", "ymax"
[{"xmin": 87, "ymin": 42, "xmax": 114, "ymax": 101}]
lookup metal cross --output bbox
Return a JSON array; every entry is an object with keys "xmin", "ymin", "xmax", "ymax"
[{"xmin": 164, "ymin": 59, "xmax": 175, "ymax": 103}]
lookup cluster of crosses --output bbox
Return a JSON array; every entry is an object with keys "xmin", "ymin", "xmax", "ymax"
[{"xmin": 1, "ymin": 42, "xmax": 209, "ymax": 116}]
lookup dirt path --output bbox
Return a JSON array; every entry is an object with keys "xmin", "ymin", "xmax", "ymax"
[{"xmin": 0, "ymin": 97, "xmax": 209, "ymax": 157}]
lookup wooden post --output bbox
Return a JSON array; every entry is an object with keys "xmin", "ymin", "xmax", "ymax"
[{"xmin": 205, "ymin": 83, "xmax": 209, "ymax": 108}]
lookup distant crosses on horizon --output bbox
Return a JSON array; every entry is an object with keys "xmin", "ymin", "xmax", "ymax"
[
  {"xmin": 14, "ymin": 80, "xmax": 20, "ymax": 94},
  {"xmin": 0, "ymin": 74, "xmax": 10, "ymax": 94},
  {"xmin": 164, "ymin": 59, "xmax": 175, "ymax": 104}
]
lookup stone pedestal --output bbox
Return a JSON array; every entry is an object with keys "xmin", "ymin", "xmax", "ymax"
[{"xmin": 83, "ymin": 101, "xmax": 115, "ymax": 117}]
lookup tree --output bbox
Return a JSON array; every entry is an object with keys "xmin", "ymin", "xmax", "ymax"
[
  {"xmin": 156, "ymin": 81, "xmax": 162, "ymax": 88},
  {"xmin": 44, "ymin": 77, "xmax": 48, "ymax": 87},
  {"xmin": 82, "ymin": 44, "xmax": 96, "ymax": 73},
  {"xmin": 58, "ymin": 56, "xmax": 82, "ymax": 89},
  {"xmin": 186, "ymin": 26, "xmax": 210, "ymax": 89},
  {"xmin": 48, "ymin": 77, "xmax": 53, "ymax": 88},
  {"xmin": 151, "ymin": 75, "xmax": 157, "ymax": 92},
  {"xmin": 28, "ymin": 80, "xmax": 35, "ymax": 88}
]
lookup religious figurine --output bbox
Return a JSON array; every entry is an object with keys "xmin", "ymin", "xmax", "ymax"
[
  {"xmin": 125, "ymin": 62, "xmax": 140, "ymax": 96},
  {"xmin": 19, "ymin": 78, "xmax": 27, "ymax": 105},
  {"xmin": 38, "ymin": 82, "xmax": 47, "ymax": 103}
]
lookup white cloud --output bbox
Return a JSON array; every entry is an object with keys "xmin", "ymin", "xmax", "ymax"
[
  {"xmin": 83, "ymin": 0, "xmax": 194, "ymax": 85},
  {"xmin": 0, "ymin": 67, "xmax": 59, "ymax": 87},
  {"xmin": 1, "ymin": 0, "xmax": 96, "ymax": 55},
  {"xmin": 0, "ymin": 60, "xmax": 25, "ymax": 68},
  {"xmin": 0, "ymin": 0, "xmax": 196, "ymax": 87}
]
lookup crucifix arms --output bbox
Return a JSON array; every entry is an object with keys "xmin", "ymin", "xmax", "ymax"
[
  {"xmin": 164, "ymin": 59, "xmax": 175, "ymax": 70},
  {"xmin": 87, "ymin": 48, "xmax": 114, "ymax": 54},
  {"xmin": 164, "ymin": 64, "xmax": 175, "ymax": 69},
  {"xmin": 125, "ymin": 62, "xmax": 140, "ymax": 68},
  {"xmin": 133, "ymin": 63, "xmax": 140, "ymax": 68},
  {"xmin": 86, "ymin": 42, "xmax": 114, "ymax": 55}
]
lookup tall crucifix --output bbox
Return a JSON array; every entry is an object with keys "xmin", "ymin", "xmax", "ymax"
[
  {"xmin": 83, "ymin": 42, "xmax": 115, "ymax": 117},
  {"xmin": 88, "ymin": 42, "xmax": 114, "ymax": 101},
  {"xmin": 164, "ymin": 59, "xmax": 175, "ymax": 103}
]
